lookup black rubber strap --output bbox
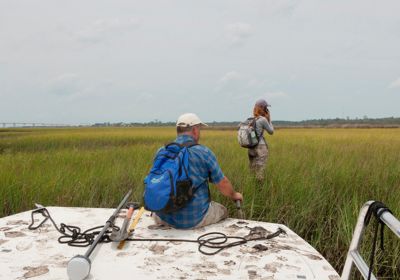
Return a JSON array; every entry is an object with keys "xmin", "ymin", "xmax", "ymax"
[{"xmin": 364, "ymin": 201, "xmax": 392, "ymax": 280}]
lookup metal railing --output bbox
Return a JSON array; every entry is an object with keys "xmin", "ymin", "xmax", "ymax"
[{"xmin": 341, "ymin": 201, "xmax": 400, "ymax": 280}]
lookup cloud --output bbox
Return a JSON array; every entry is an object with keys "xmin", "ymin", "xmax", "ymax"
[
  {"xmin": 255, "ymin": 0, "xmax": 299, "ymax": 17},
  {"xmin": 225, "ymin": 22, "xmax": 252, "ymax": 46},
  {"xmin": 261, "ymin": 91, "xmax": 290, "ymax": 102},
  {"xmin": 214, "ymin": 71, "xmax": 244, "ymax": 94},
  {"xmin": 46, "ymin": 73, "xmax": 82, "ymax": 96},
  {"xmin": 135, "ymin": 92, "xmax": 155, "ymax": 103},
  {"xmin": 44, "ymin": 74, "xmax": 106, "ymax": 99},
  {"xmin": 219, "ymin": 71, "xmax": 241, "ymax": 84},
  {"xmin": 247, "ymin": 78, "xmax": 266, "ymax": 88},
  {"xmin": 388, "ymin": 77, "xmax": 400, "ymax": 89},
  {"xmin": 76, "ymin": 17, "xmax": 140, "ymax": 43},
  {"xmin": 215, "ymin": 72, "xmax": 286, "ymax": 102}
]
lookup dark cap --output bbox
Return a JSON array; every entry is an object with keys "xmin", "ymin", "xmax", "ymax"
[{"xmin": 255, "ymin": 99, "xmax": 271, "ymax": 109}]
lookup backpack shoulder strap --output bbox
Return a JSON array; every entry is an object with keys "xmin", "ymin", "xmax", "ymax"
[
  {"xmin": 165, "ymin": 142, "xmax": 183, "ymax": 150},
  {"xmin": 165, "ymin": 141, "xmax": 198, "ymax": 149},
  {"xmin": 247, "ymin": 116, "xmax": 259, "ymax": 125},
  {"xmin": 251, "ymin": 117, "xmax": 260, "ymax": 139},
  {"xmin": 182, "ymin": 142, "xmax": 198, "ymax": 148},
  {"xmin": 178, "ymin": 141, "xmax": 209, "ymax": 199},
  {"xmin": 246, "ymin": 117, "xmax": 255, "ymax": 127}
]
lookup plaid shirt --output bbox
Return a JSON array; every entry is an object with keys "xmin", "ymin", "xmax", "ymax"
[{"xmin": 156, "ymin": 134, "xmax": 224, "ymax": 229}]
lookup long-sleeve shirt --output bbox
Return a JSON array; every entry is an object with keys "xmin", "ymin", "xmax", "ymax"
[{"xmin": 255, "ymin": 116, "xmax": 274, "ymax": 145}]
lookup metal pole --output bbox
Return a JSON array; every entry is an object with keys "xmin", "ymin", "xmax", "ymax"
[
  {"xmin": 379, "ymin": 210, "xmax": 400, "ymax": 238},
  {"xmin": 67, "ymin": 190, "xmax": 132, "ymax": 280},
  {"xmin": 235, "ymin": 200, "xmax": 245, "ymax": 219}
]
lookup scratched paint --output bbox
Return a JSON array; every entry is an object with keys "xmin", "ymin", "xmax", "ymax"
[
  {"xmin": 0, "ymin": 207, "xmax": 340, "ymax": 279},
  {"xmin": 22, "ymin": 266, "xmax": 49, "ymax": 278}
]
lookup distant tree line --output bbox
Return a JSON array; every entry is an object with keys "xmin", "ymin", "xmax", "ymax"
[
  {"xmin": 92, "ymin": 117, "xmax": 400, "ymax": 128},
  {"xmin": 272, "ymin": 117, "xmax": 400, "ymax": 128}
]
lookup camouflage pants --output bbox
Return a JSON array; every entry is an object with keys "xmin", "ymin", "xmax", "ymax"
[{"xmin": 248, "ymin": 144, "xmax": 269, "ymax": 181}]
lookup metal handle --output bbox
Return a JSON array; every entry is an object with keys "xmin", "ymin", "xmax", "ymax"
[
  {"xmin": 67, "ymin": 190, "xmax": 132, "ymax": 280},
  {"xmin": 235, "ymin": 200, "xmax": 245, "ymax": 219},
  {"xmin": 235, "ymin": 200, "xmax": 241, "ymax": 209}
]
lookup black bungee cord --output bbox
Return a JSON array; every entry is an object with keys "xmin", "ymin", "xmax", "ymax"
[
  {"xmin": 28, "ymin": 207, "xmax": 286, "ymax": 255},
  {"xmin": 126, "ymin": 228, "xmax": 286, "ymax": 256},
  {"xmin": 28, "ymin": 207, "xmax": 120, "ymax": 246},
  {"xmin": 364, "ymin": 201, "xmax": 392, "ymax": 280}
]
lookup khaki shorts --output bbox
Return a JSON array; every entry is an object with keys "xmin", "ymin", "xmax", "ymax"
[
  {"xmin": 194, "ymin": 201, "xmax": 228, "ymax": 228},
  {"xmin": 153, "ymin": 201, "xmax": 228, "ymax": 229}
]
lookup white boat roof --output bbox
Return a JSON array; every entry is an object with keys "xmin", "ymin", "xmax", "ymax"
[{"xmin": 0, "ymin": 207, "xmax": 340, "ymax": 280}]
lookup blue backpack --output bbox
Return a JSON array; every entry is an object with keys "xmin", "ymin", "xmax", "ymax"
[{"xmin": 143, "ymin": 142, "xmax": 197, "ymax": 213}]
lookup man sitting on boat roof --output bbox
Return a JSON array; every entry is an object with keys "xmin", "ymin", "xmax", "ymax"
[{"xmin": 151, "ymin": 113, "xmax": 243, "ymax": 229}]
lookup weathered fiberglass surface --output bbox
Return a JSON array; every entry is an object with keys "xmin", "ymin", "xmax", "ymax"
[{"xmin": 0, "ymin": 207, "xmax": 340, "ymax": 280}]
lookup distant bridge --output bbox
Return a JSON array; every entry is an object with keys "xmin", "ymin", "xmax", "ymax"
[{"xmin": 1, "ymin": 122, "xmax": 74, "ymax": 128}]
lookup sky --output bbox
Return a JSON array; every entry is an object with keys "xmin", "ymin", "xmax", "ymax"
[{"xmin": 1, "ymin": 0, "xmax": 399, "ymax": 124}]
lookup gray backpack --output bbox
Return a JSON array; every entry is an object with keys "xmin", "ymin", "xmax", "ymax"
[{"xmin": 237, "ymin": 117, "xmax": 259, "ymax": 148}]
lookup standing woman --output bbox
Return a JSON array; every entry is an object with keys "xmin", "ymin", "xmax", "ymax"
[{"xmin": 248, "ymin": 99, "xmax": 274, "ymax": 182}]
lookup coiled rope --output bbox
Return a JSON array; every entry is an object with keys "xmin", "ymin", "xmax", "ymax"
[
  {"xmin": 28, "ymin": 207, "xmax": 119, "ymax": 247},
  {"xmin": 28, "ymin": 207, "xmax": 286, "ymax": 255}
]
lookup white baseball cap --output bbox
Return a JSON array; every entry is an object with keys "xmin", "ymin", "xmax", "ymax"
[{"xmin": 176, "ymin": 113, "xmax": 208, "ymax": 127}]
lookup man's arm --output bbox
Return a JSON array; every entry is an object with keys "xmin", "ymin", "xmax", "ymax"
[{"xmin": 216, "ymin": 176, "xmax": 243, "ymax": 201}]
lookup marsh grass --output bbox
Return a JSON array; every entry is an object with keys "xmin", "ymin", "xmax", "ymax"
[{"xmin": 0, "ymin": 127, "xmax": 399, "ymax": 277}]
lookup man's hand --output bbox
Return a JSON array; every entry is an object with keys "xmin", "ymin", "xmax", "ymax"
[{"xmin": 232, "ymin": 192, "xmax": 243, "ymax": 202}]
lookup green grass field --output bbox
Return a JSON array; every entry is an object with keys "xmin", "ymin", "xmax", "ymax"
[{"xmin": 1, "ymin": 127, "xmax": 399, "ymax": 278}]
